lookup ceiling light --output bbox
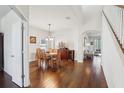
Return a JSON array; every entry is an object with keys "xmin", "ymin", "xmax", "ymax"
[{"xmin": 46, "ymin": 24, "xmax": 55, "ymax": 41}]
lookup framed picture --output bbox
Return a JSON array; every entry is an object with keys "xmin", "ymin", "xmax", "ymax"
[{"xmin": 30, "ymin": 36, "xmax": 36, "ymax": 44}]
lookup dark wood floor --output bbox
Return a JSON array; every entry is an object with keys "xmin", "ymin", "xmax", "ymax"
[
  {"xmin": 0, "ymin": 71, "xmax": 19, "ymax": 88},
  {"xmin": 30, "ymin": 56, "xmax": 108, "ymax": 88}
]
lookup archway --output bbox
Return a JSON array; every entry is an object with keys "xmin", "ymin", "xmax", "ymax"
[{"xmin": 82, "ymin": 30, "xmax": 101, "ymax": 61}]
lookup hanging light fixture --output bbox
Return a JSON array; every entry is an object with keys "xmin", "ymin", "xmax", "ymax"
[{"xmin": 46, "ymin": 24, "xmax": 54, "ymax": 41}]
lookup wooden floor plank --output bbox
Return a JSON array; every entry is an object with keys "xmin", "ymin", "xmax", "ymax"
[
  {"xmin": 0, "ymin": 71, "xmax": 20, "ymax": 88},
  {"xmin": 30, "ymin": 56, "xmax": 108, "ymax": 88}
]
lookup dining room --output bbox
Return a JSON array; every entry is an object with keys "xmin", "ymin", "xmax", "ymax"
[
  {"xmin": 29, "ymin": 25, "xmax": 76, "ymax": 87},
  {"xmin": 28, "ymin": 5, "xmax": 108, "ymax": 88}
]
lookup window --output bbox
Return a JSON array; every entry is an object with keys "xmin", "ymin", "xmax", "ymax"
[{"xmin": 40, "ymin": 38, "xmax": 47, "ymax": 51}]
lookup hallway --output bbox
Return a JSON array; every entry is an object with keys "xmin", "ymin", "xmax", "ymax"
[{"xmin": 30, "ymin": 56, "xmax": 107, "ymax": 88}]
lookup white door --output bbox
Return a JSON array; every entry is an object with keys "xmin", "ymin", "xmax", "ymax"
[
  {"xmin": 11, "ymin": 22, "xmax": 22, "ymax": 87},
  {"xmin": 1, "ymin": 9, "xmax": 23, "ymax": 87},
  {"xmin": 11, "ymin": 11, "xmax": 23, "ymax": 87}
]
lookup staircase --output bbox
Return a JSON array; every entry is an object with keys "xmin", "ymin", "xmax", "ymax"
[
  {"xmin": 102, "ymin": 5, "xmax": 124, "ymax": 88},
  {"xmin": 103, "ymin": 6, "xmax": 124, "ymax": 53}
]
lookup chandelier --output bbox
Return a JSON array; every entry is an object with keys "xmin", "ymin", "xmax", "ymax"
[{"xmin": 46, "ymin": 24, "xmax": 54, "ymax": 41}]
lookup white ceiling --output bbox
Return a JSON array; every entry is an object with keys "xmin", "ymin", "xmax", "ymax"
[
  {"xmin": 29, "ymin": 5, "xmax": 103, "ymax": 32},
  {"xmin": 29, "ymin": 5, "xmax": 83, "ymax": 32},
  {"xmin": 81, "ymin": 5, "xmax": 103, "ymax": 31},
  {"xmin": 81, "ymin": 6, "xmax": 103, "ymax": 22}
]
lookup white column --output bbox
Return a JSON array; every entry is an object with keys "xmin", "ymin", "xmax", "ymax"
[
  {"xmin": 23, "ymin": 21, "xmax": 30, "ymax": 87},
  {"xmin": 76, "ymin": 28, "xmax": 84, "ymax": 62}
]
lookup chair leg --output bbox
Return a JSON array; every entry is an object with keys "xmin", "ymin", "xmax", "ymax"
[
  {"xmin": 38, "ymin": 59, "xmax": 41, "ymax": 67},
  {"xmin": 48, "ymin": 60, "xmax": 52, "ymax": 68},
  {"xmin": 41, "ymin": 60, "xmax": 43, "ymax": 67},
  {"xmin": 44, "ymin": 60, "xmax": 47, "ymax": 70}
]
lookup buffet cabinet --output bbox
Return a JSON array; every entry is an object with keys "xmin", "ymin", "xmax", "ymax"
[{"xmin": 58, "ymin": 48, "xmax": 75, "ymax": 61}]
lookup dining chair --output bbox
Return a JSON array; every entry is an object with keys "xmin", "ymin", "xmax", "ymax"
[{"xmin": 35, "ymin": 48, "xmax": 46, "ymax": 68}]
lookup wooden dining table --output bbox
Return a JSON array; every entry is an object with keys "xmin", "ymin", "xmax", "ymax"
[
  {"xmin": 45, "ymin": 52, "xmax": 57, "ymax": 57},
  {"xmin": 45, "ymin": 52, "xmax": 58, "ymax": 63},
  {"xmin": 45, "ymin": 52, "xmax": 58, "ymax": 69}
]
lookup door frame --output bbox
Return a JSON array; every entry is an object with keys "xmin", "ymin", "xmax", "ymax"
[
  {"xmin": 8, "ymin": 6, "xmax": 29, "ymax": 87},
  {"xmin": 0, "ymin": 33, "xmax": 4, "ymax": 71}
]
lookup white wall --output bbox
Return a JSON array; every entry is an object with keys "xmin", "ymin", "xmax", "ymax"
[
  {"xmin": 81, "ymin": 6, "xmax": 102, "ymax": 32},
  {"xmin": 29, "ymin": 26, "xmax": 48, "ymax": 62},
  {"xmin": 103, "ymin": 6, "xmax": 123, "ymax": 44},
  {"xmin": 77, "ymin": 29, "xmax": 84, "ymax": 62},
  {"xmin": 0, "ymin": 5, "xmax": 11, "ymax": 35},
  {"xmin": 15, "ymin": 5, "xmax": 30, "ymax": 87},
  {"xmin": 23, "ymin": 21, "xmax": 30, "ymax": 87},
  {"xmin": 53, "ymin": 6, "xmax": 103, "ymax": 62},
  {"xmin": 74, "ymin": 6, "xmax": 103, "ymax": 62},
  {"xmin": 0, "ymin": 6, "xmax": 30, "ymax": 87},
  {"xmin": 54, "ymin": 29, "xmax": 75, "ymax": 49},
  {"xmin": 102, "ymin": 12, "xmax": 124, "ymax": 88},
  {"xmin": 0, "ymin": 5, "xmax": 30, "ymax": 87},
  {"xmin": 53, "ymin": 28, "xmax": 80, "ymax": 61},
  {"xmin": 1, "ymin": 10, "xmax": 24, "ymax": 87}
]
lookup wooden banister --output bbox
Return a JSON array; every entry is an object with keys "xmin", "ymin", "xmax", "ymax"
[
  {"xmin": 116, "ymin": 5, "xmax": 124, "ymax": 9},
  {"xmin": 102, "ymin": 10, "xmax": 124, "ymax": 53}
]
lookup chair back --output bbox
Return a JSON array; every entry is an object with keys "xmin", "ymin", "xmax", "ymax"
[{"xmin": 35, "ymin": 48, "xmax": 45, "ymax": 60}]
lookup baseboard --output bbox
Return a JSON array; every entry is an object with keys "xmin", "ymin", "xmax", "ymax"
[
  {"xmin": 101, "ymin": 64, "xmax": 110, "ymax": 88},
  {"xmin": 24, "ymin": 84, "xmax": 31, "ymax": 88}
]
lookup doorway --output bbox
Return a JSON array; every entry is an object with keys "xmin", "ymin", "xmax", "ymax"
[{"xmin": 83, "ymin": 30, "xmax": 101, "ymax": 61}]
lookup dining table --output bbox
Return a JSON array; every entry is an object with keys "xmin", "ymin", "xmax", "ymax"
[
  {"xmin": 45, "ymin": 52, "xmax": 57, "ymax": 57},
  {"xmin": 45, "ymin": 52, "xmax": 58, "ymax": 69}
]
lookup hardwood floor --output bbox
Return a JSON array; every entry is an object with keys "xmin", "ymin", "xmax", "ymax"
[
  {"xmin": 0, "ymin": 56, "xmax": 107, "ymax": 88},
  {"xmin": 30, "ymin": 56, "xmax": 108, "ymax": 88},
  {"xmin": 0, "ymin": 71, "xmax": 20, "ymax": 88}
]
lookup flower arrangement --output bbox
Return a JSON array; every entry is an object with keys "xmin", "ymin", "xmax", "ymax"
[{"xmin": 58, "ymin": 41, "xmax": 66, "ymax": 48}]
